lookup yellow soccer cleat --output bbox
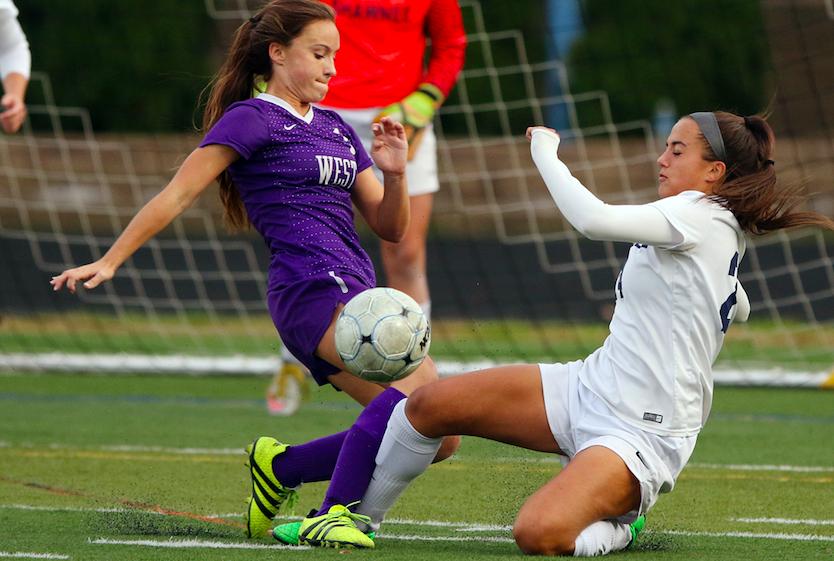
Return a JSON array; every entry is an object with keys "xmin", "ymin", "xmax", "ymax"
[
  {"xmin": 298, "ymin": 504, "xmax": 375, "ymax": 549},
  {"xmin": 244, "ymin": 436, "xmax": 298, "ymax": 538}
]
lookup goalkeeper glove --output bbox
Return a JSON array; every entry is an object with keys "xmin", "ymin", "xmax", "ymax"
[{"xmin": 375, "ymin": 83, "xmax": 445, "ymax": 131}]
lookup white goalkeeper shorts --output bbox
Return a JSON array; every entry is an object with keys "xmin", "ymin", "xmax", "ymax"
[
  {"xmin": 539, "ymin": 361, "xmax": 697, "ymax": 523},
  {"xmin": 318, "ymin": 105, "xmax": 440, "ymax": 196}
]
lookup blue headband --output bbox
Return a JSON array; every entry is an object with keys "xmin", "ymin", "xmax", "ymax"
[{"xmin": 689, "ymin": 112, "xmax": 726, "ymax": 162}]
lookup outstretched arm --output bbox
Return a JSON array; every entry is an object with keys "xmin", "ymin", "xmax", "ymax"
[
  {"xmin": 528, "ymin": 127, "xmax": 683, "ymax": 246},
  {"xmin": 51, "ymin": 144, "xmax": 238, "ymax": 293}
]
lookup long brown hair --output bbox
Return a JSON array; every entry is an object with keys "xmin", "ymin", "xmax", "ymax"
[
  {"xmin": 201, "ymin": 0, "xmax": 335, "ymax": 231},
  {"xmin": 691, "ymin": 111, "xmax": 834, "ymax": 235}
]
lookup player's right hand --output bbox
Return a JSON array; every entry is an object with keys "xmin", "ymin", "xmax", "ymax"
[{"xmin": 50, "ymin": 260, "xmax": 117, "ymax": 294}]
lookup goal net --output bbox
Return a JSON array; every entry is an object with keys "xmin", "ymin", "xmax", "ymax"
[{"xmin": 1, "ymin": 0, "xmax": 832, "ymax": 386}]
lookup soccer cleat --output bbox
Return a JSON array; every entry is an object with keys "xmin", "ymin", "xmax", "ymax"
[
  {"xmin": 297, "ymin": 504, "xmax": 375, "ymax": 549},
  {"xmin": 244, "ymin": 437, "xmax": 298, "ymax": 538},
  {"xmin": 272, "ymin": 520, "xmax": 303, "ymax": 546},
  {"xmin": 273, "ymin": 518, "xmax": 375, "ymax": 546},
  {"xmin": 265, "ymin": 361, "xmax": 309, "ymax": 416},
  {"xmin": 627, "ymin": 515, "xmax": 646, "ymax": 549}
]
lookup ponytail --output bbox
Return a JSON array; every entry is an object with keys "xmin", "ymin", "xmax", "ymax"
[
  {"xmin": 700, "ymin": 112, "xmax": 834, "ymax": 235},
  {"xmin": 200, "ymin": 0, "xmax": 335, "ymax": 232}
]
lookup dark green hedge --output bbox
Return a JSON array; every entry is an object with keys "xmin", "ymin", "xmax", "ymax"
[
  {"xmin": 567, "ymin": 0, "xmax": 768, "ymax": 125},
  {"xmin": 17, "ymin": 0, "xmax": 215, "ymax": 132},
  {"xmin": 15, "ymin": 1, "xmax": 767, "ymax": 133}
]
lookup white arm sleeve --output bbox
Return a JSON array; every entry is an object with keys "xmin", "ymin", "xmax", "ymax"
[
  {"xmin": 530, "ymin": 129, "xmax": 683, "ymax": 246},
  {"xmin": 0, "ymin": 1, "xmax": 30, "ymax": 79}
]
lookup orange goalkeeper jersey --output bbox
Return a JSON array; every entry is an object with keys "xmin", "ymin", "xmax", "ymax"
[{"xmin": 320, "ymin": 0, "xmax": 466, "ymax": 108}]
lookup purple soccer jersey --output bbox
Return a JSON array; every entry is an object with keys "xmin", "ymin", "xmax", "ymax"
[
  {"xmin": 200, "ymin": 94, "xmax": 378, "ymax": 380},
  {"xmin": 200, "ymin": 93, "xmax": 376, "ymax": 291}
]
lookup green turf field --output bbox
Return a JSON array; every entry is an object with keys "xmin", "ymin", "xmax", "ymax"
[{"xmin": 1, "ymin": 373, "xmax": 832, "ymax": 560}]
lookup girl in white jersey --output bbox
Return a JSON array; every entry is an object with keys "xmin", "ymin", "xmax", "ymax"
[{"xmin": 346, "ymin": 111, "xmax": 834, "ymax": 556}]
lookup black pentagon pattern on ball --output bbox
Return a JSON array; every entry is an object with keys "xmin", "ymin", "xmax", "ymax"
[{"xmin": 334, "ymin": 287, "xmax": 431, "ymax": 382}]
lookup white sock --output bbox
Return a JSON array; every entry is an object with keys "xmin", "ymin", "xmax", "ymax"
[
  {"xmin": 572, "ymin": 520, "xmax": 632, "ymax": 557},
  {"xmin": 419, "ymin": 300, "xmax": 431, "ymax": 323},
  {"xmin": 280, "ymin": 344, "xmax": 301, "ymax": 364},
  {"xmin": 356, "ymin": 400, "xmax": 442, "ymax": 529}
]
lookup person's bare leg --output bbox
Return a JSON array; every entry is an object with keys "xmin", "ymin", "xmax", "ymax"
[
  {"xmin": 380, "ymin": 193, "xmax": 433, "ymax": 314},
  {"xmin": 359, "ymin": 365, "xmax": 560, "ymax": 528},
  {"xmin": 513, "ymin": 446, "xmax": 640, "ymax": 556}
]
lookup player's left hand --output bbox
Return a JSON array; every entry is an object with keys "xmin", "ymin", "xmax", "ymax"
[
  {"xmin": 526, "ymin": 126, "xmax": 561, "ymax": 153},
  {"xmin": 375, "ymin": 83, "xmax": 444, "ymax": 132},
  {"xmin": 374, "ymin": 83, "xmax": 444, "ymax": 160},
  {"xmin": 1, "ymin": 93, "xmax": 27, "ymax": 134},
  {"xmin": 370, "ymin": 116, "xmax": 408, "ymax": 175}
]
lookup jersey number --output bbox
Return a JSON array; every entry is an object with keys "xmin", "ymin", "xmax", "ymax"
[
  {"xmin": 719, "ymin": 252, "xmax": 739, "ymax": 334},
  {"xmin": 616, "ymin": 251, "xmax": 740, "ymax": 334}
]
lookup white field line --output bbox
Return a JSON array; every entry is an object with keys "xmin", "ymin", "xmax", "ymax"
[
  {"xmin": 687, "ymin": 462, "xmax": 834, "ymax": 473},
  {"xmin": 1, "ymin": 504, "xmax": 133, "ymax": 514},
  {"xmin": 89, "ymin": 532, "xmax": 834, "ymax": 547},
  {"xmin": 382, "ymin": 530, "xmax": 834, "ymax": 543},
  {"xmin": 661, "ymin": 530, "xmax": 834, "ymax": 542},
  {"xmin": 5, "ymin": 505, "xmax": 832, "ymax": 546},
  {"xmin": 4, "ymin": 441, "xmax": 833, "ymax": 475},
  {"xmin": 733, "ymin": 517, "xmax": 834, "ymax": 526},
  {"xmin": 88, "ymin": 538, "xmax": 308, "ymax": 551},
  {"xmin": 0, "ymin": 553, "xmax": 69, "ymax": 560},
  {"xmin": 2, "ymin": 353, "xmax": 831, "ymax": 387},
  {"xmin": 378, "ymin": 534, "xmax": 514, "ymax": 543},
  {"xmin": 385, "ymin": 518, "xmax": 511, "ymax": 532},
  {"xmin": 101, "ymin": 444, "xmax": 241, "ymax": 455}
]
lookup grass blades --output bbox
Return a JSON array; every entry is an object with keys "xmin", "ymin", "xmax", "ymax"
[{"xmin": 1, "ymin": 373, "xmax": 832, "ymax": 560}]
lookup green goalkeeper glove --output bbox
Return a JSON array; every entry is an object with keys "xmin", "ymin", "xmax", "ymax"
[{"xmin": 374, "ymin": 83, "xmax": 445, "ymax": 131}]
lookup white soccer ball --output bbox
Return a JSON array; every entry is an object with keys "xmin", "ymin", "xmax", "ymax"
[{"xmin": 335, "ymin": 287, "xmax": 431, "ymax": 383}]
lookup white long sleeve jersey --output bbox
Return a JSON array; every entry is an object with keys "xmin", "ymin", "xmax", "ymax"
[
  {"xmin": 0, "ymin": 0, "xmax": 30, "ymax": 79},
  {"xmin": 531, "ymin": 129, "xmax": 748, "ymax": 436}
]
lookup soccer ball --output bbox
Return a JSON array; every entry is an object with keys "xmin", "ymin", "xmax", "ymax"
[{"xmin": 335, "ymin": 287, "xmax": 430, "ymax": 383}]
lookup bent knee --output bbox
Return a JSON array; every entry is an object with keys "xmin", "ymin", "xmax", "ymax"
[
  {"xmin": 381, "ymin": 238, "xmax": 424, "ymax": 270},
  {"xmin": 513, "ymin": 516, "xmax": 575, "ymax": 556},
  {"xmin": 404, "ymin": 385, "xmax": 436, "ymax": 421},
  {"xmin": 404, "ymin": 385, "xmax": 447, "ymax": 436}
]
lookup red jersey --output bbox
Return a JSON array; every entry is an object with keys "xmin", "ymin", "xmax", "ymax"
[{"xmin": 320, "ymin": 0, "xmax": 466, "ymax": 108}]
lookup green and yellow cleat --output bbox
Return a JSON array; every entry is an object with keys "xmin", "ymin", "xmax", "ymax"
[
  {"xmin": 296, "ymin": 504, "xmax": 375, "ymax": 549},
  {"xmin": 627, "ymin": 515, "xmax": 646, "ymax": 549},
  {"xmin": 273, "ymin": 517, "xmax": 375, "ymax": 546},
  {"xmin": 244, "ymin": 437, "xmax": 298, "ymax": 538}
]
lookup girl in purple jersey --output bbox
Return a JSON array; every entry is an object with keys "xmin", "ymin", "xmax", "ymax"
[{"xmin": 50, "ymin": 0, "xmax": 458, "ymax": 548}]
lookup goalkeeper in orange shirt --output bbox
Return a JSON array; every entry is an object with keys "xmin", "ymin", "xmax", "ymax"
[
  {"xmin": 318, "ymin": 0, "xmax": 465, "ymax": 318},
  {"xmin": 268, "ymin": 0, "xmax": 466, "ymax": 414}
]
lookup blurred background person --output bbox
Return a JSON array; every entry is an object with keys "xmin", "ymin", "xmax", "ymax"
[
  {"xmin": 0, "ymin": 0, "xmax": 30, "ymax": 134},
  {"xmin": 267, "ymin": 0, "xmax": 466, "ymax": 415}
]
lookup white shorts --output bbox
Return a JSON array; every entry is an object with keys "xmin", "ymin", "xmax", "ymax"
[
  {"xmin": 318, "ymin": 105, "xmax": 439, "ymax": 196},
  {"xmin": 539, "ymin": 361, "xmax": 697, "ymax": 522}
]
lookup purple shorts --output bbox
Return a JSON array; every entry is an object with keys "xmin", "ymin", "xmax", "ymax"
[{"xmin": 268, "ymin": 271, "xmax": 373, "ymax": 386}]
